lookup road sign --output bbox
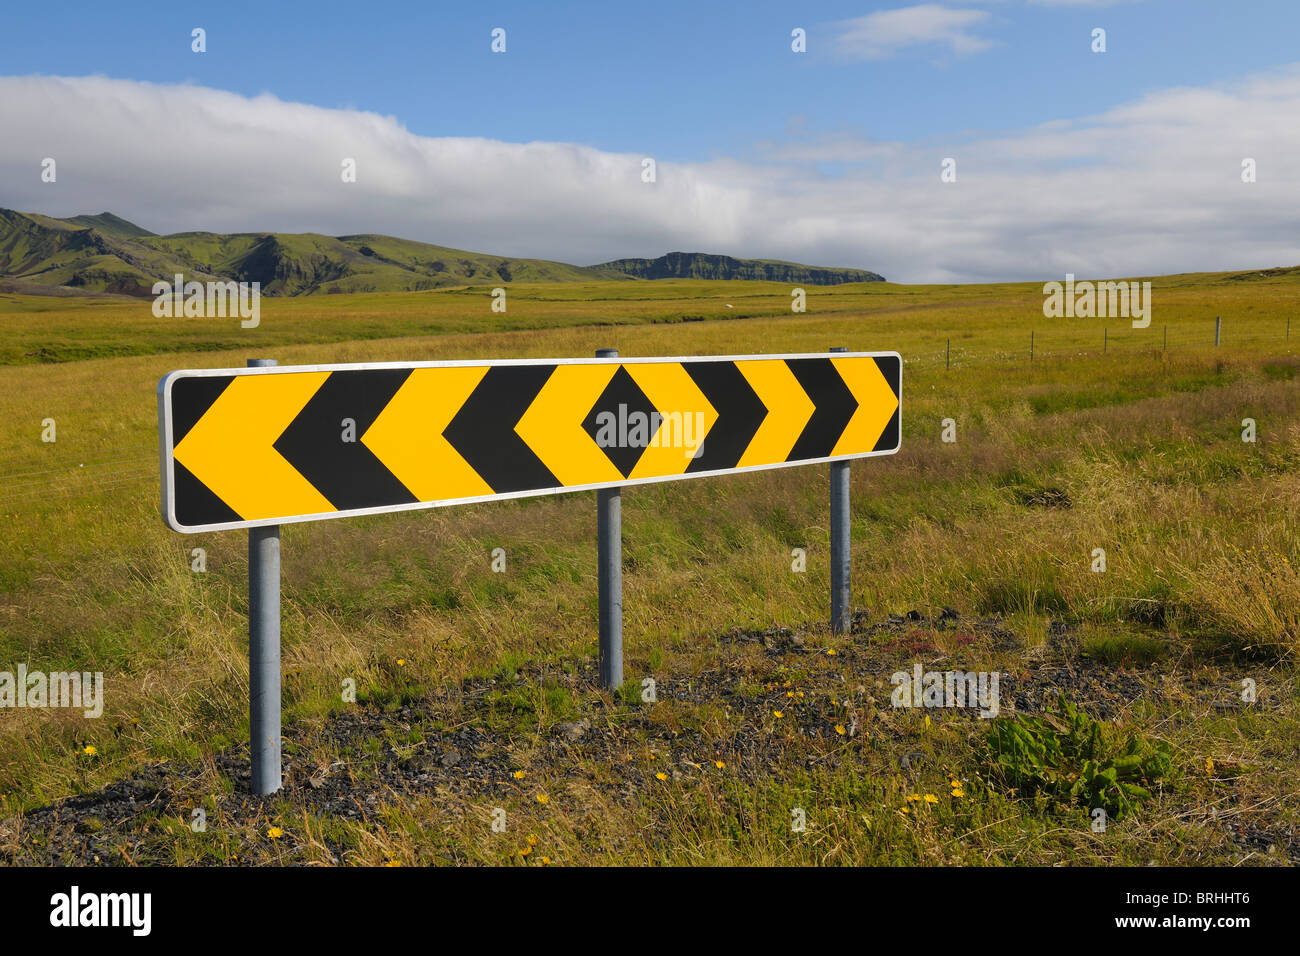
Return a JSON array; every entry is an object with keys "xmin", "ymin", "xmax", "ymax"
[{"xmin": 158, "ymin": 352, "xmax": 901, "ymax": 533}]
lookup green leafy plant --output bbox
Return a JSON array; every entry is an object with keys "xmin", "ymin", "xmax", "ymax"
[{"xmin": 984, "ymin": 696, "xmax": 1173, "ymax": 820}]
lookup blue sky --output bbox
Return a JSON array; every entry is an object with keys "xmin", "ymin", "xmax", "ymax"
[
  {"xmin": 2, "ymin": 1, "xmax": 1299, "ymax": 281},
  {"xmin": 4, "ymin": 0, "xmax": 1293, "ymax": 163}
]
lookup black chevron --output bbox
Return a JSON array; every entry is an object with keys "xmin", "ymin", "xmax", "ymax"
[
  {"xmin": 784, "ymin": 358, "xmax": 859, "ymax": 461},
  {"xmin": 273, "ymin": 369, "xmax": 418, "ymax": 510},
  {"xmin": 173, "ymin": 459, "xmax": 241, "ymax": 528},
  {"xmin": 170, "ymin": 375, "xmax": 234, "ymax": 446},
  {"xmin": 443, "ymin": 365, "xmax": 560, "ymax": 493},
  {"xmin": 683, "ymin": 361, "xmax": 767, "ymax": 473},
  {"xmin": 872, "ymin": 355, "xmax": 902, "ymax": 452}
]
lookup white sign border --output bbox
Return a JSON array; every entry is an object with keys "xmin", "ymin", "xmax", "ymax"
[{"xmin": 158, "ymin": 351, "xmax": 902, "ymax": 534}]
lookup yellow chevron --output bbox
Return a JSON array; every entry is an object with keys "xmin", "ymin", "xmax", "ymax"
[
  {"xmin": 360, "ymin": 366, "xmax": 494, "ymax": 502},
  {"xmin": 514, "ymin": 363, "xmax": 623, "ymax": 486},
  {"xmin": 624, "ymin": 363, "xmax": 718, "ymax": 480},
  {"xmin": 830, "ymin": 357, "xmax": 899, "ymax": 457},
  {"xmin": 733, "ymin": 359, "xmax": 815, "ymax": 467},
  {"xmin": 173, "ymin": 371, "xmax": 335, "ymax": 521}
]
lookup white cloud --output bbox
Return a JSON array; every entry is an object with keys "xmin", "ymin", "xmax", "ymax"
[
  {"xmin": 831, "ymin": 5, "xmax": 996, "ymax": 60},
  {"xmin": 0, "ymin": 71, "xmax": 1297, "ymax": 284}
]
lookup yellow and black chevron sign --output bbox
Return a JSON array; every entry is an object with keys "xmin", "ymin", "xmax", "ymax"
[{"xmin": 158, "ymin": 353, "xmax": 901, "ymax": 532}]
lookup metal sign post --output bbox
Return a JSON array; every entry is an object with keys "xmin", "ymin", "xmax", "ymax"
[
  {"xmin": 595, "ymin": 348, "xmax": 623, "ymax": 691},
  {"xmin": 829, "ymin": 348, "xmax": 851, "ymax": 633},
  {"xmin": 246, "ymin": 358, "xmax": 281, "ymax": 795}
]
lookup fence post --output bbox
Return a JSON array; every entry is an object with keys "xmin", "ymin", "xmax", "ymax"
[
  {"xmin": 829, "ymin": 346, "xmax": 850, "ymax": 634},
  {"xmin": 1215, "ymin": 316, "xmax": 1221, "ymax": 347},
  {"xmin": 1030, "ymin": 330, "xmax": 1034, "ymax": 363},
  {"xmin": 946, "ymin": 338, "xmax": 950, "ymax": 371},
  {"xmin": 247, "ymin": 358, "xmax": 281, "ymax": 795},
  {"xmin": 595, "ymin": 348, "xmax": 623, "ymax": 691},
  {"xmin": 1163, "ymin": 325, "xmax": 1167, "ymax": 351},
  {"xmin": 1104, "ymin": 328, "xmax": 1107, "ymax": 353}
]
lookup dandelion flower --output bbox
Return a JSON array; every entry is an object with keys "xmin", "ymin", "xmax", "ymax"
[
  {"xmin": 924, "ymin": 794, "xmax": 938, "ymax": 804},
  {"xmin": 512, "ymin": 770, "xmax": 526, "ymax": 779},
  {"xmin": 835, "ymin": 724, "xmax": 846, "ymax": 736},
  {"xmin": 714, "ymin": 760, "xmax": 725, "ymax": 769},
  {"xmin": 82, "ymin": 745, "xmax": 97, "ymax": 756},
  {"xmin": 655, "ymin": 772, "xmax": 668, "ymax": 781},
  {"xmin": 536, "ymin": 793, "xmax": 549, "ymax": 805},
  {"xmin": 1205, "ymin": 757, "xmax": 1215, "ymax": 775},
  {"xmin": 906, "ymin": 794, "xmax": 922, "ymax": 802},
  {"xmin": 267, "ymin": 827, "xmax": 284, "ymax": 839},
  {"xmin": 773, "ymin": 710, "xmax": 784, "ymax": 719},
  {"xmin": 520, "ymin": 845, "xmax": 532, "ymax": 857},
  {"xmin": 527, "ymin": 834, "xmax": 538, "ymax": 846}
]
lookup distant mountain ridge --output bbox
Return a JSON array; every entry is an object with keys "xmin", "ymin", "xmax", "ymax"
[
  {"xmin": 592, "ymin": 251, "xmax": 884, "ymax": 285},
  {"xmin": 0, "ymin": 207, "xmax": 886, "ymax": 296}
]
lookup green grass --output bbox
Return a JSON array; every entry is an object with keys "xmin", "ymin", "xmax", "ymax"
[{"xmin": 0, "ymin": 270, "xmax": 1297, "ymax": 864}]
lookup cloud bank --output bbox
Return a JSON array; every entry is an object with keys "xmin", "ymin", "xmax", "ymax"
[{"xmin": 1, "ymin": 71, "xmax": 1298, "ymax": 283}]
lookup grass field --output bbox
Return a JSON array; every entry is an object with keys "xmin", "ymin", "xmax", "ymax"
[{"xmin": 0, "ymin": 272, "xmax": 1297, "ymax": 865}]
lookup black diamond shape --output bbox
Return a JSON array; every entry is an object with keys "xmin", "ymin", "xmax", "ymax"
[{"xmin": 581, "ymin": 365, "xmax": 660, "ymax": 478}]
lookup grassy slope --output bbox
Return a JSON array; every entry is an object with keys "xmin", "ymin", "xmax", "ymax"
[
  {"xmin": 0, "ymin": 273, "xmax": 1297, "ymax": 864},
  {"xmin": 60, "ymin": 213, "xmax": 158, "ymax": 239},
  {"xmin": 0, "ymin": 209, "xmax": 623, "ymax": 297}
]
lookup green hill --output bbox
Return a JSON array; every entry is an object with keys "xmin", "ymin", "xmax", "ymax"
[
  {"xmin": 61, "ymin": 211, "xmax": 158, "ymax": 239},
  {"xmin": 0, "ymin": 207, "xmax": 886, "ymax": 297},
  {"xmin": 0, "ymin": 208, "xmax": 622, "ymax": 297}
]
